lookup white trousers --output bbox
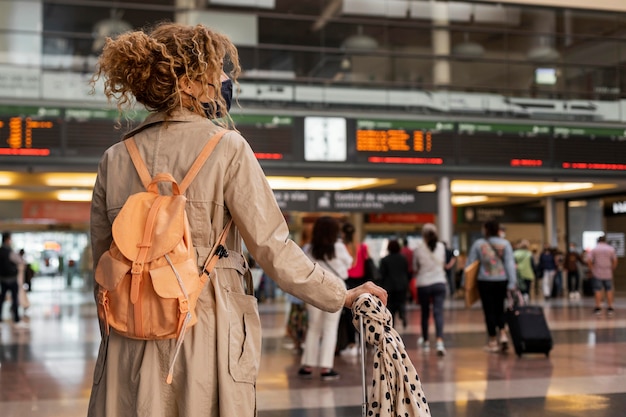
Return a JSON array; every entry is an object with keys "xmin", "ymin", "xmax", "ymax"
[
  {"xmin": 301, "ymin": 304, "xmax": 341, "ymax": 369},
  {"xmin": 542, "ymin": 269, "xmax": 556, "ymax": 297}
]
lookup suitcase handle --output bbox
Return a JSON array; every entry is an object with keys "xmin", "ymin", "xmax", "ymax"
[
  {"xmin": 506, "ymin": 288, "xmax": 525, "ymax": 309},
  {"xmin": 359, "ymin": 314, "xmax": 367, "ymax": 417}
]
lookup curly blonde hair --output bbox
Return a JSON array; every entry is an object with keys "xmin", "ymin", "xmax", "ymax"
[{"xmin": 91, "ymin": 22, "xmax": 240, "ymax": 127}]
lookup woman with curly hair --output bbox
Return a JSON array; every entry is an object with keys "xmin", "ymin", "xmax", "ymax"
[{"xmin": 88, "ymin": 22, "xmax": 387, "ymax": 417}]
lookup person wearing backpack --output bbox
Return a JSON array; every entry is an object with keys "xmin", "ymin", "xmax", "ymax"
[
  {"xmin": 87, "ymin": 22, "xmax": 387, "ymax": 417},
  {"xmin": 0, "ymin": 232, "xmax": 27, "ymax": 329},
  {"xmin": 467, "ymin": 220, "xmax": 517, "ymax": 353}
]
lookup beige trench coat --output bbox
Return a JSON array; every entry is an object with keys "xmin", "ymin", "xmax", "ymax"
[{"xmin": 88, "ymin": 111, "xmax": 347, "ymax": 417}]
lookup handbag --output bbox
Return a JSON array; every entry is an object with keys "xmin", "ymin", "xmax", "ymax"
[
  {"xmin": 464, "ymin": 260, "xmax": 480, "ymax": 307},
  {"xmin": 363, "ymin": 257, "xmax": 381, "ymax": 282}
]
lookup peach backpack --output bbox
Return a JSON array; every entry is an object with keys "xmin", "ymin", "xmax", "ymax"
[{"xmin": 95, "ymin": 129, "xmax": 231, "ymax": 383}]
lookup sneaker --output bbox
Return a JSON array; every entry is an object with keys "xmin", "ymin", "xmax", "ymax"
[
  {"xmin": 436, "ymin": 341, "xmax": 446, "ymax": 357},
  {"xmin": 340, "ymin": 345, "xmax": 359, "ymax": 357},
  {"xmin": 12, "ymin": 321, "xmax": 29, "ymax": 330},
  {"xmin": 297, "ymin": 367, "xmax": 313, "ymax": 379},
  {"xmin": 499, "ymin": 333, "xmax": 509, "ymax": 352},
  {"xmin": 593, "ymin": 307, "xmax": 602, "ymax": 316},
  {"xmin": 321, "ymin": 369, "xmax": 340, "ymax": 381},
  {"xmin": 607, "ymin": 307, "xmax": 615, "ymax": 317},
  {"xmin": 483, "ymin": 341, "xmax": 500, "ymax": 353},
  {"xmin": 418, "ymin": 337, "xmax": 430, "ymax": 352}
]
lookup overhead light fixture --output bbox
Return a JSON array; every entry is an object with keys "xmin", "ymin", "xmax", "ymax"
[
  {"xmin": 416, "ymin": 184, "xmax": 437, "ymax": 192},
  {"xmin": 0, "ymin": 189, "xmax": 21, "ymax": 200},
  {"xmin": 43, "ymin": 173, "xmax": 97, "ymax": 187},
  {"xmin": 267, "ymin": 177, "xmax": 395, "ymax": 190},
  {"xmin": 527, "ymin": 44, "xmax": 560, "ymax": 62},
  {"xmin": 451, "ymin": 195, "xmax": 489, "ymax": 206},
  {"xmin": 342, "ymin": 26, "xmax": 379, "ymax": 51},
  {"xmin": 450, "ymin": 180, "xmax": 599, "ymax": 195},
  {"xmin": 452, "ymin": 33, "xmax": 485, "ymax": 58},
  {"xmin": 56, "ymin": 190, "xmax": 93, "ymax": 202},
  {"xmin": 0, "ymin": 172, "xmax": 16, "ymax": 186},
  {"xmin": 92, "ymin": 9, "xmax": 133, "ymax": 53}
]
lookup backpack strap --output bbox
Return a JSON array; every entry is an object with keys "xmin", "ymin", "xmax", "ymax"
[
  {"xmin": 125, "ymin": 138, "xmax": 152, "ymax": 189},
  {"xmin": 124, "ymin": 129, "xmax": 228, "ymax": 192},
  {"xmin": 179, "ymin": 129, "xmax": 228, "ymax": 194}
]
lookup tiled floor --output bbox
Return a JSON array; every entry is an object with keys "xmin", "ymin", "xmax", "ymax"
[{"xmin": 1, "ymin": 277, "xmax": 625, "ymax": 417}]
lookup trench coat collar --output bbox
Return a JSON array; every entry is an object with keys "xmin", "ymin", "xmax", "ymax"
[{"xmin": 123, "ymin": 109, "xmax": 208, "ymax": 140}]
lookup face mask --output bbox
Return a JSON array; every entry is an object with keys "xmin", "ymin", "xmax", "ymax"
[{"xmin": 201, "ymin": 79, "xmax": 233, "ymax": 119}]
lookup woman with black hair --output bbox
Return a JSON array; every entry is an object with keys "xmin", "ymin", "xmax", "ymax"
[
  {"xmin": 413, "ymin": 224, "xmax": 448, "ymax": 356},
  {"xmin": 379, "ymin": 239, "xmax": 410, "ymax": 328},
  {"xmin": 298, "ymin": 216, "xmax": 353, "ymax": 380}
]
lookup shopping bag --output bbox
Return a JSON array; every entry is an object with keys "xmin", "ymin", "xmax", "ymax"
[{"xmin": 464, "ymin": 260, "xmax": 480, "ymax": 307}]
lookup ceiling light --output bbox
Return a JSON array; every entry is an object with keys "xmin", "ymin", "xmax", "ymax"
[
  {"xmin": 267, "ymin": 177, "xmax": 395, "ymax": 190},
  {"xmin": 527, "ymin": 45, "xmax": 560, "ymax": 62},
  {"xmin": 0, "ymin": 172, "xmax": 16, "ymax": 186},
  {"xmin": 57, "ymin": 190, "xmax": 93, "ymax": 202},
  {"xmin": 342, "ymin": 26, "xmax": 378, "ymax": 51},
  {"xmin": 0, "ymin": 189, "xmax": 21, "ymax": 200},
  {"xmin": 568, "ymin": 200, "xmax": 588, "ymax": 208},
  {"xmin": 452, "ymin": 33, "xmax": 485, "ymax": 58},
  {"xmin": 450, "ymin": 180, "xmax": 603, "ymax": 196},
  {"xmin": 43, "ymin": 173, "xmax": 97, "ymax": 187},
  {"xmin": 417, "ymin": 184, "xmax": 437, "ymax": 192},
  {"xmin": 451, "ymin": 195, "xmax": 489, "ymax": 206}
]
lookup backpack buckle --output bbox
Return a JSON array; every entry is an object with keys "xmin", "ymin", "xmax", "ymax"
[{"xmin": 215, "ymin": 245, "xmax": 229, "ymax": 259}]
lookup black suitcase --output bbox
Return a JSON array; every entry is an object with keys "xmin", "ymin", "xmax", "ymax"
[{"xmin": 506, "ymin": 305, "xmax": 553, "ymax": 357}]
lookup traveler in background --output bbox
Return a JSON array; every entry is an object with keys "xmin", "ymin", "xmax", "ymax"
[
  {"xmin": 379, "ymin": 239, "xmax": 410, "ymax": 328},
  {"xmin": 467, "ymin": 220, "xmax": 517, "ymax": 353},
  {"xmin": 413, "ymin": 223, "xmax": 448, "ymax": 356},
  {"xmin": 299, "ymin": 216, "xmax": 353, "ymax": 380},
  {"xmin": 587, "ymin": 235, "xmax": 618, "ymax": 317},
  {"xmin": 0, "ymin": 232, "xmax": 27, "ymax": 329},
  {"xmin": 400, "ymin": 237, "xmax": 417, "ymax": 303},
  {"xmin": 338, "ymin": 222, "xmax": 367, "ymax": 356},
  {"xmin": 454, "ymin": 250, "xmax": 467, "ymax": 299},
  {"xmin": 513, "ymin": 239, "xmax": 535, "ymax": 302},
  {"xmin": 88, "ymin": 22, "xmax": 387, "ymax": 417},
  {"xmin": 538, "ymin": 244, "xmax": 557, "ymax": 299},
  {"xmin": 443, "ymin": 242, "xmax": 457, "ymax": 297},
  {"xmin": 552, "ymin": 249, "xmax": 565, "ymax": 298},
  {"xmin": 565, "ymin": 243, "xmax": 585, "ymax": 300}
]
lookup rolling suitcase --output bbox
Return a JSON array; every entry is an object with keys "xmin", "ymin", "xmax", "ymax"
[{"xmin": 505, "ymin": 294, "xmax": 553, "ymax": 357}]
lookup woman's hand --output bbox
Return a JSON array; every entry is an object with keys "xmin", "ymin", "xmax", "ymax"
[{"xmin": 344, "ymin": 281, "xmax": 388, "ymax": 308}]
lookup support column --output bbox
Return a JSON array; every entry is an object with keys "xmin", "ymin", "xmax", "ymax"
[
  {"xmin": 544, "ymin": 197, "xmax": 557, "ymax": 246},
  {"xmin": 431, "ymin": 1, "xmax": 451, "ymax": 88},
  {"xmin": 437, "ymin": 176, "xmax": 453, "ymax": 245}
]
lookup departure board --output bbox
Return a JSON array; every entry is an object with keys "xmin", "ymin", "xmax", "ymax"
[
  {"xmin": 0, "ymin": 113, "xmax": 61, "ymax": 156},
  {"xmin": 553, "ymin": 126, "xmax": 626, "ymax": 171},
  {"xmin": 1, "ymin": 104, "xmax": 626, "ymax": 178},
  {"xmin": 232, "ymin": 114, "xmax": 295, "ymax": 161},
  {"xmin": 355, "ymin": 119, "xmax": 455, "ymax": 165},
  {"xmin": 456, "ymin": 122, "xmax": 552, "ymax": 168}
]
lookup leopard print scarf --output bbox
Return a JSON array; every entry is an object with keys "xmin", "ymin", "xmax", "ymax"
[{"xmin": 352, "ymin": 294, "xmax": 431, "ymax": 417}]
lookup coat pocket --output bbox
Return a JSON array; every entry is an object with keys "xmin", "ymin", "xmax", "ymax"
[{"xmin": 227, "ymin": 291, "xmax": 261, "ymax": 384}]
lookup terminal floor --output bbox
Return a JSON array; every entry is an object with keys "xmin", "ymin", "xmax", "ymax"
[{"xmin": 1, "ymin": 277, "xmax": 625, "ymax": 417}]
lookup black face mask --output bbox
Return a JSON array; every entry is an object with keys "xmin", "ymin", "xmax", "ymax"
[{"xmin": 201, "ymin": 79, "xmax": 233, "ymax": 119}]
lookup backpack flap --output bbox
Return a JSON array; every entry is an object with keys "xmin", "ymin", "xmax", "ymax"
[
  {"xmin": 112, "ymin": 192, "xmax": 187, "ymax": 262},
  {"xmin": 95, "ymin": 248, "xmax": 131, "ymax": 291},
  {"xmin": 149, "ymin": 258, "xmax": 199, "ymax": 298}
]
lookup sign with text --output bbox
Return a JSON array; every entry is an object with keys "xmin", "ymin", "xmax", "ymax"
[{"xmin": 272, "ymin": 190, "xmax": 435, "ymax": 213}]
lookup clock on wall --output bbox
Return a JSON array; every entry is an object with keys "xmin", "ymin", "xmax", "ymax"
[{"xmin": 304, "ymin": 117, "xmax": 347, "ymax": 162}]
